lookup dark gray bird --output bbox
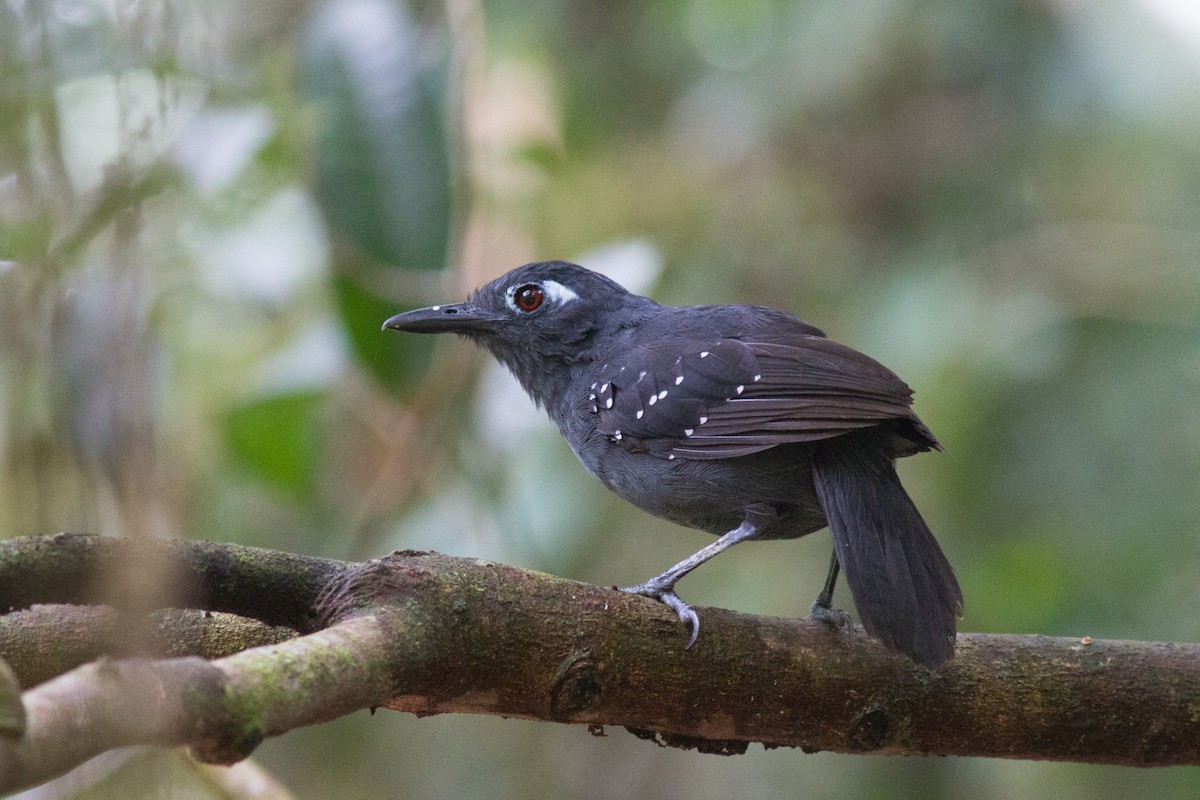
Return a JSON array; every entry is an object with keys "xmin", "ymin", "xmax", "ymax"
[{"xmin": 383, "ymin": 261, "xmax": 962, "ymax": 667}]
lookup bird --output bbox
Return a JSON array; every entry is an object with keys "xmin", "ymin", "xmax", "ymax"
[{"xmin": 383, "ymin": 261, "xmax": 962, "ymax": 667}]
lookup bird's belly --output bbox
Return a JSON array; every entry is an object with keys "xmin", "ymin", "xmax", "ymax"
[{"xmin": 578, "ymin": 439, "xmax": 827, "ymax": 539}]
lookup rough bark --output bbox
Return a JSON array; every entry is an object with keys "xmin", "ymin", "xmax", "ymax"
[
  {"xmin": 0, "ymin": 605, "xmax": 295, "ymax": 689},
  {"xmin": 0, "ymin": 533, "xmax": 342, "ymax": 630},
  {"xmin": 0, "ymin": 534, "xmax": 1198, "ymax": 793},
  {"xmin": 0, "ymin": 614, "xmax": 400, "ymax": 790}
]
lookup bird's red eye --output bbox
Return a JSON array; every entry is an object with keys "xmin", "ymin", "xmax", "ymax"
[{"xmin": 514, "ymin": 284, "xmax": 545, "ymax": 312}]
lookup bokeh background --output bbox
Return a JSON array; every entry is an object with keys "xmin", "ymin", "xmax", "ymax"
[{"xmin": 3, "ymin": 0, "xmax": 1200, "ymax": 797}]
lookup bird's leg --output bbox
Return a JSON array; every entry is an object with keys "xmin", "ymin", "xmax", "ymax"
[
  {"xmin": 621, "ymin": 518, "xmax": 761, "ymax": 648},
  {"xmin": 809, "ymin": 548, "xmax": 852, "ymax": 628}
]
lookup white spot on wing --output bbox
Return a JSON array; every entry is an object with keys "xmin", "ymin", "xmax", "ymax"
[
  {"xmin": 431, "ymin": 305, "xmax": 441, "ymax": 311},
  {"xmin": 636, "ymin": 409, "xmax": 644, "ymax": 419},
  {"xmin": 648, "ymin": 395, "xmax": 657, "ymax": 406},
  {"xmin": 699, "ymin": 416, "xmax": 708, "ymax": 424},
  {"xmin": 658, "ymin": 390, "xmax": 667, "ymax": 400},
  {"xmin": 684, "ymin": 428, "xmax": 694, "ymax": 437},
  {"xmin": 674, "ymin": 376, "xmax": 684, "ymax": 385},
  {"xmin": 700, "ymin": 351, "xmax": 710, "ymax": 358},
  {"xmin": 736, "ymin": 385, "xmax": 745, "ymax": 395},
  {"xmin": 605, "ymin": 397, "xmax": 614, "ymax": 408},
  {"xmin": 754, "ymin": 374, "xmax": 762, "ymax": 382},
  {"xmin": 668, "ymin": 454, "xmax": 675, "ymax": 460}
]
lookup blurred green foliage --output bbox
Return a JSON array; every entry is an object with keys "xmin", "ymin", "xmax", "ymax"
[
  {"xmin": 2, "ymin": 0, "xmax": 1200, "ymax": 797},
  {"xmin": 300, "ymin": 1, "xmax": 452, "ymax": 272},
  {"xmin": 226, "ymin": 389, "xmax": 326, "ymax": 498},
  {"xmin": 331, "ymin": 274, "xmax": 438, "ymax": 393}
]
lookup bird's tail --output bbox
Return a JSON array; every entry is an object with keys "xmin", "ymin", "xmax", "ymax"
[{"xmin": 811, "ymin": 434, "xmax": 962, "ymax": 668}]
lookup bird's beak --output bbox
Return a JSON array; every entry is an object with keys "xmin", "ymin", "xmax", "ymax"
[{"xmin": 381, "ymin": 302, "xmax": 502, "ymax": 334}]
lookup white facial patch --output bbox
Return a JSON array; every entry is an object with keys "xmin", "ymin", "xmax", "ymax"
[
  {"xmin": 542, "ymin": 280, "xmax": 579, "ymax": 305},
  {"xmin": 504, "ymin": 279, "xmax": 579, "ymax": 313}
]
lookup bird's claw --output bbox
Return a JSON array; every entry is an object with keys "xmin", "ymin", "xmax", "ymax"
[
  {"xmin": 658, "ymin": 591, "xmax": 701, "ymax": 648},
  {"xmin": 620, "ymin": 582, "xmax": 701, "ymax": 648},
  {"xmin": 809, "ymin": 600, "xmax": 853, "ymax": 629}
]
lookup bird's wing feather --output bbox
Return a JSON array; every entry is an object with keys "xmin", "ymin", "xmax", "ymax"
[{"xmin": 593, "ymin": 333, "xmax": 934, "ymax": 460}]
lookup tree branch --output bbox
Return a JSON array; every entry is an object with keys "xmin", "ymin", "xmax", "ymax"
[
  {"xmin": 0, "ymin": 533, "xmax": 345, "ymax": 629},
  {"xmin": 1, "ymin": 613, "xmax": 401, "ymax": 789},
  {"xmin": 0, "ymin": 534, "xmax": 1198, "ymax": 793},
  {"xmin": 0, "ymin": 605, "xmax": 295, "ymax": 689}
]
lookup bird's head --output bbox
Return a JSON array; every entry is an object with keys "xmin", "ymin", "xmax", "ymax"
[{"xmin": 383, "ymin": 260, "xmax": 655, "ymax": 408}]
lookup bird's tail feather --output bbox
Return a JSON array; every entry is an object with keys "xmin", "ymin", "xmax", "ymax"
[{"xmin": 811, "ymin": 435, "xmax": 962, "ymax": 668}]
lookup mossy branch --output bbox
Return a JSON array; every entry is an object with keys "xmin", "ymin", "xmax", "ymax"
[{"xmin": 1, "ymin": 533, "xmax": 1198, "ymax": 793}]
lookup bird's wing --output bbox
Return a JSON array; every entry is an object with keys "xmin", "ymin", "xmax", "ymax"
[{"xmin": 592, "ymin": 334, "xmax": 935, "ymax": 460}]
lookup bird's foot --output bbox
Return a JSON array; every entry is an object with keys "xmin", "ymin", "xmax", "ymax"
[
  {"xmin": 620, "ymin": 580, "xmax": 701, "ymax": 648},
  {"xmin": 809, "ymin": 600, "xmax": 853, "ymax": 629}
]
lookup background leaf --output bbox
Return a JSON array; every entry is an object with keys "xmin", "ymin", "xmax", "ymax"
[
  {"xmin": 226, "ymin": 390, "xmax": 326, "ymax": 498},
  {"xmin": 332, "ymin": 275, "xmax": 436, "ymax": 395},
  {"xmin": 299, "ymin": 0, "xmax": 452, "ymax": 271}
]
